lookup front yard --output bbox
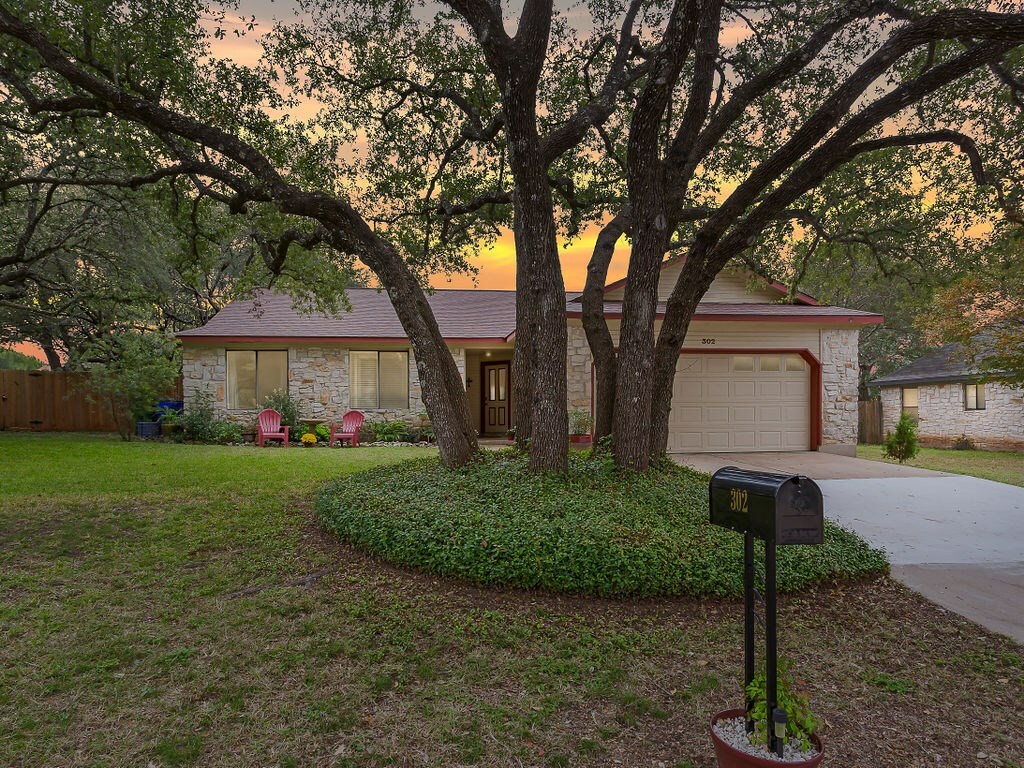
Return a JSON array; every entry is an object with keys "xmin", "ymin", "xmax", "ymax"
[
  {"xmin": 2, "ymin": 434, "xmax": 1022, "ymax": 767},
  {"xmin": 857, "ymin": 444, "xmax": 1024, "ymax": 487}
]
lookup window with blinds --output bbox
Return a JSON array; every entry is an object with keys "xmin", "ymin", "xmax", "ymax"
[
  {"xmin": 350, "ymin": 351, "xmax": 409, "ymax": 409},
  {"xmin": 226, "ymin": 350, "xmax": 288, "ymax": 409},
  {"xmin": 965, "ymin": 383, "xmax": 986, "ymax": 411}
]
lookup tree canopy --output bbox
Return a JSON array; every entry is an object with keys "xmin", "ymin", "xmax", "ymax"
[{"xmin": 1, "ymin": 1, "xmax": 1023, "ymax": 468}]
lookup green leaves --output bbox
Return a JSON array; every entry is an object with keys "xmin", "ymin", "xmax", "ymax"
[{"xmin": 316, "ymin": 450, "xmax": 887, "ymax": 597}]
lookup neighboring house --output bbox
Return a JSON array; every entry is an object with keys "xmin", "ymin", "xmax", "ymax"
[
  {"xmin": 177, "ymin": 259, "xmax": 881, "ymax": 454},
  {"xmin": 872, "ymin": 344, "xmax": 1024, "ymax": 450}
]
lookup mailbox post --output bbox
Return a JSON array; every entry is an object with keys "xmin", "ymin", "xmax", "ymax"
[{"xmin": 709, "ymin": 467, "xmax": 824, "ymax": 757}]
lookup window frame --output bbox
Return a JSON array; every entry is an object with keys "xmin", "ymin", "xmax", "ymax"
[
  {"xmin": 349, "ymin": 350, "xmax": 410, "ymax": 410},
  {"xmin": 964, "ymin": 383, "xmax": 986, "ymax": 411},
  {"xmin": 226, "ymin": 349, "xmax": 289, "ymax": 410},
  {"xmin": 901, "ymin": 386, "xmax": 919, "ymax": 420}
]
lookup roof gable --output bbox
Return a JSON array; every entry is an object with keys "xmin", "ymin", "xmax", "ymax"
[{"xmin": 597, "ymin": 257, "xmax": 818, "ymax": 305}]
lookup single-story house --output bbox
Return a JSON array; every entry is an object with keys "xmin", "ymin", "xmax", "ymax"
[
  {"xmin": 176, "ymin": 259, "xmax": 881, "ymax": 454},
  {"xmin": 872, "ymin": 344, "xmax": 1024, "ymax": 450}
]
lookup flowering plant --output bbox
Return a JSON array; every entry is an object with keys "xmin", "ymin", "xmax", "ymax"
[{"xmin": 300, "ymin": 432, "xmax": 317, "ymax": 445}]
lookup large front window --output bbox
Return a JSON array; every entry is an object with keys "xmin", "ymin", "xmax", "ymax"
[
  {"xmin": 226, "ymin": 350, "xmax": 288, "ymax": 409},
  {"xmin": 350, "ymin": 351, "xmax": 409, "ymax": 409}
]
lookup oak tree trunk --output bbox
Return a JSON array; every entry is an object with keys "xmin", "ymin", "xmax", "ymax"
[{"xmin": 580, "ymin": 212, "xmax": 629, "ymax": 442}]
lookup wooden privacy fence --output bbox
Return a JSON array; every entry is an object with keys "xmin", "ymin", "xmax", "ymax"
[
  {"xmin": 858, "ymin": 398, "xmax": 883, "ymax": 445},
  {"xmin": 0, "ymin": 371, "xmax": 183, "ymax": 432}
]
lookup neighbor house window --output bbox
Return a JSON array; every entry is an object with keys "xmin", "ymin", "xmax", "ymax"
[
  {"xmin": 350, "ymin": 351, "xmax": 409, "ymax": 409},
  {"xmin": 901, "ymin": 387, "xmax": 919, "ymax": 419},
  {"xmin": 226, "ymin": 350, "xmax": 288, "ymax": 409},
  {"xmin": 965, "ymin": 383, "xmax": 986, "ymax": 411}
]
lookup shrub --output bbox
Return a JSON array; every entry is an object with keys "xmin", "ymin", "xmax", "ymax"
[
  {"xmin": 568, "ymin": 409, "xmax": 593, "ymax": 436},
  {"xmin": 214, "ymin": 421, "xmax": 244, "ymax": 444},
  {"xmin": 76, "ymin": 330, "xmax": 180, "ymax": 441},
  {"xmin": 370, "ymin": 419, "xmax": 407, "ymax": 442},
  {"xmin": 746, "ymin": 659, "xmax": 818, "ymax": 750},
  {"xmin": 316, "ymin": 451, "xmax": 887, "ymax": 597},
  {"xmin": 883, "ymin": 412, "xmax": 920, "ymax": 464},
  {"xmin": 315, "ymin": 423, "xmax": 331, "ymax": 442},
  {"xmin": 180, "ymin": 391, "xmax": 221, "ymax": 443},
  {"xmin": 262, "ymin": 388, "xmax": 300, "ymax": 430},
  {"xmin": 953, "ymin": 433, "xmax": 975, "ymax": 451}
]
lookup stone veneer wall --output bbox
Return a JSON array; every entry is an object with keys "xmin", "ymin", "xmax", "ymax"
[
  {"xmin": 565, "ymin": 323, "xmax": 593, "ymax": 414},
  {"xmin": 820, "ymin": 328, "xmax": 860, "ymax": 454},
  {"xmin": 881, "ymin": 381, "xmax": 1024, "ymax": 450},
  {"xmin": 181, "ymin": 344, "xmax": 465, "ymax": 425}
]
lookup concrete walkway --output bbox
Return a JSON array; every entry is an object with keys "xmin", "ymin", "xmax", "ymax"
[{"xmin": 673, "ymin": 452, "xmax": 1024, "ymax": 644}]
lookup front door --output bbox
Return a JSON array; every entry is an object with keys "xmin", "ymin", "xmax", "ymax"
[{"xmin": 481, "ymin": 362, "xmax": 510, "ymax": 435}]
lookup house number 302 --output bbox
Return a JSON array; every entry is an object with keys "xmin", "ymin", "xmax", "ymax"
[
  {"xmin": 730, "ymin": 488, "xmax": 749, "ymax": 514},
  {"xmin": 701, "ymin": 338, "xmax": 716, "ymax": 345}
]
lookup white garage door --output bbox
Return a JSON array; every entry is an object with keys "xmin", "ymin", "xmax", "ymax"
[{"xmin": 668, "ymin": 353, "xmax": 810, "ymax": 452}]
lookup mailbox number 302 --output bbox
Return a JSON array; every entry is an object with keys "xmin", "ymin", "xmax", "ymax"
[{"xmin": 730, "ymin": 488, "xmax": 749, "ymax": 514}]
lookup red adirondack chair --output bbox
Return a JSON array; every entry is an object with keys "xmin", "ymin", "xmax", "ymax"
[
  {"xmin": 257, "ymin": 408, "xmax": 290, "ymax": 447},
  {"xmin": 329, "ymin": 410, "xmax": 365, "ymax": 448}
]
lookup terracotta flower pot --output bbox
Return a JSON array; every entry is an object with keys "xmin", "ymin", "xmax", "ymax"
[
  {"xmin": 709, "ymin": 709, "xmax": 823, "ymax": 768},
  {"xmin": 569, "ymin": 434, "xmax": 592, "ymax": 444}
]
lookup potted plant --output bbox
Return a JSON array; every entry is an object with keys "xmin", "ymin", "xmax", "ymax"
[
  {"xmin": 709, "ymin": 661, "xmax": 823, "ymax": 767},
  {"xmin": 505, "ymin": 425, "xmax": 516, "ymax": 442},
  {"xmin": 300, "ymin": 432, "xmax": 317, "ymax": 448},
  {"xmin": 568, "ymin": 409, "xmax": 592, "ymax": 444},
  {"xmin": 156, "ymin": 405, "xmax": 180, "ymax": 438}
]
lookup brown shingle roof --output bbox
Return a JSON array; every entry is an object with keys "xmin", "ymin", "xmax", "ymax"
[
  {"xmin": 565, "ymin": 300, "xmax": 881, "ymax": 323},
  {"xmin": 178, "ymin": 289, "xmax": 881, "ymax": 342},
  {"xmin": 177, "ymin": 289, "xmax": 518, "ymax": 341}
]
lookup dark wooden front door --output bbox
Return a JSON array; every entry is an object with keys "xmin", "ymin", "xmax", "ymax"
[{"xmin": 481, "ymin": 362, "xmax": 510, "ymax": 435}]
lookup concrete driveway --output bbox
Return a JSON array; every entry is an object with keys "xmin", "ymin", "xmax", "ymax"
[{"xmin": 674, "ymin": 452, "xmax": 1024, "ymax": 643}]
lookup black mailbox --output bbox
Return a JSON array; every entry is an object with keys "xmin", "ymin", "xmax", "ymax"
[{"xmin": 709, "ymin": 467, "xmax": 824, "ymax": 545}]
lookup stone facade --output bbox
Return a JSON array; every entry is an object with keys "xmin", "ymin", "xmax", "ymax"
[
  {"xmin": 881, "ymin": 381, "xmax": 1024, "ymax": 450},
  {"xmin": 183, "ymin": 323, "xmax": 863, "ymax": 452},
  {"xmin": 181, "ymin": 344, "xmax": 465, "ymax": 425},
  {"xmin": 820, "ymin": 328, "xmax": 860, "ymax": 454},
  {"xmin": 565, "ymin": 323, "xmax": 592, "ymax": 414}
]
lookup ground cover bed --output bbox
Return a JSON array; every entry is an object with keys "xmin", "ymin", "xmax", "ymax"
[
  {"xmin": 858, "ymin": 444, "xmax": 1024, "ymax": 487},
  {"xmin": 1, "ymin": 433, "xmax": 1021, "ymax": 768},
  {"xmin": 316, "ymin": 449, "xmax": 887, "ymax": 597}
]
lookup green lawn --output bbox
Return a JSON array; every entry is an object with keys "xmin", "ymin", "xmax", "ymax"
[
  {"xmin": 857, "ymin": 444, "xmax": 1024, "ymax": 487},
  {"xmin": 2, "ymin": 433, "xmax": 1022, "ymax": 768}
]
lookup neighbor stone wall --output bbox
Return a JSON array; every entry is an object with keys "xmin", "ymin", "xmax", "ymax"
[
  {"xmin": 882, "ymin": 382, "xmax": 1024, "ymax": 450},
  {"xmin": 181, "ymin": 343, "xmax": 465, "ymax": 426},
  {"xmin": 880, "ymin": 386, "xmax": 903, "ymax": 431},
  {"xmin": 819, "ymin": 328, "xmax": 859, "ymax": 454}
]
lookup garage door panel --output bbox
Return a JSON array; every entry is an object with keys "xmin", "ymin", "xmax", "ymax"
[
  {"xmin": 670, "ymin": 352, "xmax": 811, "ymax": 453},
  {"xmin": 733, "ymin": 432, "xmax": 756, "ymax": 449},
  {"xmin": 732, "ymin": 380, "xmax": 756, "ymax": 398},
  {"xmin": 676, "ymin": 380, "xmax": 703, "ymax": 400},
  {"xmin": 706, "ymin": 380, "xmax": 730, "ymax": 399},
  {"xmin": 732, "ymin": 406, "xmax": 755, "ymax": 422},
  {"xmin": 706, "ymin": 431, "xmax": 732, "ymax": 449},
  {"xmin": 784, "ymin": 380, "xmax": 808, "ymax": 397}
]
